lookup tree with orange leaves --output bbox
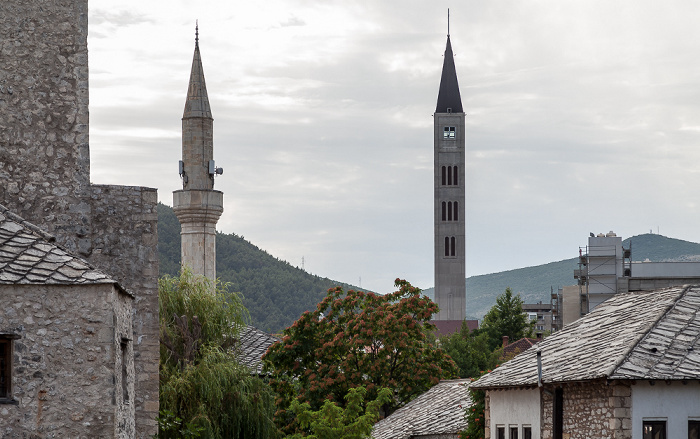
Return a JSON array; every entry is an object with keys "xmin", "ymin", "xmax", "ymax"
[{"xmin": 263, "ymin": 279, "xmax": 457, "ymax": 434}]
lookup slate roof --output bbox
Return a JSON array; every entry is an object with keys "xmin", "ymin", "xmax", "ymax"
[
  {"xmin": 0, "ymin": 204, "xmax": 122, "ymax": 289},
  {"xmin": 237, "ymin": 325, "xmax": 279, "ymax": 374},
  {"xmin": 372, "ymin": 379, "xmax": 471, "ymax": 439},
  {"xmin": 502, "ymin": 337, "xmax": 540, "ymax": 360},
  {"xmin": 473, "ymin": 286, "xmax": 700, "ymax": 389}
]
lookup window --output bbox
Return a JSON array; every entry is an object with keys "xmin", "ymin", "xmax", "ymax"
[
  {"xmin": 441, "ymin": 166, "xmax": 459, "ymax": 186},
  {"xmin": 690, "ymin": 420, "xmax": 700, "ymax": 439},
  {"xmin": 453, "ymin": 166, "xmax": 458, "ymax": 185},
  {"xmin": 121, "ymin": 339, "xmax": 130, "ymax": 404},
  {"xmin": 509, "ymin": 426, "xmax": 518, "ymax": 439},
  {"xmin": 523, "ymin": 426, "xmax": 532, "ymax": 439},
  {"xmin": 643, "ymin": 420, "xmax": 666, "ymax": 439},
  {"xmin": 0, "ymin": 334, "xmax": 20, "ymax": 403},
  {"xmin": 496, "ymin": 427, "xmax": 505, "ymax": 439},
  {"xmin": 441, "ymin": 202, "xmax": 446, "ymax": 221},
  {"xmin": 441, "ymin": 166, "xmax": 446, "ymax": 185},
  {"xmin": 443, "ymin": 126, "xmax": 456, "ymax": 139},
  {"xmin": 447, "ymin": 166, "xmax": 453, "ymax": 185},
  {"xmin": 447, "ymin": 202, "xmax": 453, "ymax": 221},
  {"xmin": 444, "ymin": 236, "xmax": 456, "ymax": 257},
  {"xmin": 454, "ymin": 201, "xmax": 458, "ymax": 221}
]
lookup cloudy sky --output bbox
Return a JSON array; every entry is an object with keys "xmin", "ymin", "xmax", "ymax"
[{"xmin": 87, "ymin": 1, "xmax": 700, "ymax": 295}]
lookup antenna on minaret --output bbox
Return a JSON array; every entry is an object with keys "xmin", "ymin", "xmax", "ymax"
[
  {"xmin": 447, "ymin": 8, "xmax": 450, "ymax": 37},
  {"xmin": 195, "ymin": 20, "xmax": 199, "ymax": 47}
]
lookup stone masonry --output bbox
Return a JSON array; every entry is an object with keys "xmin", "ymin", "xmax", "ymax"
[
  {"xmin": 540, "ymin": 381, "xmax": 631, "ymax": 439},
  {"xmin": 0, "ymin": 1, "xmax": 159, "ymax": 436}
]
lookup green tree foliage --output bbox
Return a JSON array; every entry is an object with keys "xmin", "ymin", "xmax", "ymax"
[
  {"xmin": 263, "ymin": 279, "xmax": 458, "ymax": 433},
  {"xmin": 439, "ymin": 323, "xmax": 499, "ymax": 379},
  {"xmin": 460, "ymin": 370, "xmax": 491, "ymax": 439},
  {"xmin": 158, "ymin": 268, "xmax": 278, "ymax": 439},
  {"xmin": 287, "ymin": 387, "xmax": 392, "ymax": 439},
  {"xmin": 479, "ymin": 287, "xmax": 534, "ymax": 351},
  {"xmin": 157, "ymin": 202, "xmax": 358, "ymax": 332}
]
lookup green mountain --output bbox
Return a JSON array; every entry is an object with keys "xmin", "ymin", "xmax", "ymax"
[
  {"xmin": 158, "ymin": 203, "xmax": 357, "ymax": 333},
  {"xmin": 423, "ymin": 233, "xmax": 700, "ymax": 319},
  {"xmin": 159, "ymin": 202, "xmax": 700, "ymax": 329}
]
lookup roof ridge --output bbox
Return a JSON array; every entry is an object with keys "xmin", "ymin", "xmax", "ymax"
[
  {"xmin": 0, "ymin": 203, "xmax": 56, "ymax": 242},
  {"xmin": 606, "ymin": 285, "xmax": 689, "ymax": 378}
]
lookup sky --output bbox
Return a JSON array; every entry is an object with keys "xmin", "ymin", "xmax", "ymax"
[{"xmin": 88, "ymin": 1, "xmax": 700, "ymax": 295}]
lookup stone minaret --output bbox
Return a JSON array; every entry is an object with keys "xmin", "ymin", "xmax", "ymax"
[
  {"xmin": 173, "ymin": 26, "xmax": 224, "ymax": 280},
  {"xmin": 433, "ymin": 32, "xmax": 466, "ymax": 321}
]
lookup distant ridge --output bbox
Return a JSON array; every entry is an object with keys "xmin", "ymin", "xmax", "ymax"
[
  {"xmin": 422, "ymin": 233, "xmax": 700, "ymax": 320},
  {"xmin": 158, "ymin": 205, "xmax": 700, "ymax": 329},
  {"xmin": 158, "ymin": 203, "xmax": 358, "ymax": 333}
]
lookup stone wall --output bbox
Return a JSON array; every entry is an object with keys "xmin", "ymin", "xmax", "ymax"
[
  {"xmin": 0, "ymin": 1, "xmax": 159, "ymax": 436},
  {"xmin": 540, "ymin": 381, "xmax": 631, "ymax": 439},
  {"xmin": 0, "ymin": 284, "xmax": 133, "ymax": 438}
]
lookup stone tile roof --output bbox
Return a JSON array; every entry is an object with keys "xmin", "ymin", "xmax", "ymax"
[
  {"xmin": 0, "ymin": 204, "xmax": 120, "ymax": 288},
  {"xmin": 237, "ymin": 325, "xmax": 279, "ymax": 374},
  {"xmin": 372, "ymin": 379, "xmax": 471, "ymax": 439},
  {"xmin": 473, "ymin": 286, "xmax": 700, "ymax": 389},
  {"xmin": 502, "ymin": 337, "xmax": 540, "ymax": 360}
]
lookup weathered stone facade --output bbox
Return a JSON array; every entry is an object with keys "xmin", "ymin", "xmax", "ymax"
[
  {"xmin": 0, "ymin": 284, "xmax": 135, "ymax": 438},
  {"xmin": 0, "ymin": 1, "xmax": 159, "ymax": 436},
  {"xmin": 540, "ymin": 381, "xmax": 631, "ymax": 439}
]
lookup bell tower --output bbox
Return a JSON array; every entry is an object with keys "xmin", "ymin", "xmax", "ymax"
[
  {"xmin": 433, "ymin": 28, "xmax": 466, "ymax": 321},
  {"xmin": 173, "ymin": 25, "xmax": 224, "ymax": 280}
]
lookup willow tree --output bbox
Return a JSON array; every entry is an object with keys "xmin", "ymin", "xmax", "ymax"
[{"xmin": 158, "ymin": 268, "xmax": 278, "ymax": 439}]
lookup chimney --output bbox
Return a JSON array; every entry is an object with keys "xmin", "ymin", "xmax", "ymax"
[{"xmin": 502, "ymin": 335, "xmax": 509, "ymax": 348}]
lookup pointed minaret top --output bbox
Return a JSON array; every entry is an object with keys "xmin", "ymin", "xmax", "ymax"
[
  {"xmin": 183, "ymin": 23, "xmax": 212, "ymax": 119},
  {"xmin": 435, "ymin": 34, "xmax": 463, "ymax": 114}
]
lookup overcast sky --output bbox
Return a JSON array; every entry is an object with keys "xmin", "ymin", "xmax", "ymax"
[{"xmin": 88, "ymin": 1, "xmax": 700, "ymax": 295}]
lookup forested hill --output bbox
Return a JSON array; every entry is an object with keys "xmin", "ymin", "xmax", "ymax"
[
  {"xmin": 158, "ymin": 203, "xmax": 357, "ymax": 333},
  {"xmin": 423, "ymin": 233, "xmax": 700, "ymax": 320}
]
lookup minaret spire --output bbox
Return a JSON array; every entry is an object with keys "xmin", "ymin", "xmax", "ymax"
[
  {"xmin": 173, "ymin": 24, "xmax": 224, "ymax": 281},
  {"xmin": 195, "ymin": 20, "xmax": 199, "ymax": 47}
]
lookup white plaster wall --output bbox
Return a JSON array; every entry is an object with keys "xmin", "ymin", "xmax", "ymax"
[
  {"xmin": 632, "ymin": 381, "xmax": 700, "ymax": 439},
  {"xmin": 489, "ymin": 388, "xmax": 540, "ymax": 439}
]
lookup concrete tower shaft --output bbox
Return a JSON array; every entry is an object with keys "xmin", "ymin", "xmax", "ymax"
[{"xmin": 433, "ymin": 34, "xmax": 466, "ymax": 321}]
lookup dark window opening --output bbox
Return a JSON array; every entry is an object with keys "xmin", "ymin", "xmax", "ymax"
[
  {"xmin": 689, "ymin": 421, "xmax": 700, "ymax": 439},
  {"xmin": 523, "ymin": 426, "xmax": 532, "ymax": 439},
  {"xmin": 441, "ymin": 166, "xmax": 446, "ymax": 185},
  {"xmin": 447, "ymin": 202, "xmax": 453, "ymax": 221},
  {"xmin": 450, "ymin": 237, "xmax": 456, "ymax": 257},
  {"xmin": 554, "ymin": 387, "xmax": 563, "ymax": 439},
  {"xmin": 444, "ymin": 237, "xmax": 450, "ymax": 257},
  {"xmin": 509, "ymin": 426, "xmax": 518, "ymax": 439},
  {"xmin": 454, "ymin": 166, "xmax": 458, "ymax": 185},
  {"xmin": 121, "ymin": 339, "xmax": 130, "ymax": 404},
  {"xmin": 441, "ymin": 202, "xmax": 446, "ymax": 221},
  {"xmin": 496, "ymin": 427, "xmax": 505, "ymax": 439},
  {"xmin": 447, "ymin": 166, "xmax": 453, "ymax": 185},
  {"xmin": 0, "ymin": 334, "xmax": 20, "ymax": 403},
  {"xmin": 643, "ymin": 420, "xmax": 666, "ymax": 439},
  {"xmin": 454, "ymin": 201, "xmax": 459, "ymax": 221},
  {"xmin": 443, "ymin": 126, "xmax": 456, "ymax": 139}
]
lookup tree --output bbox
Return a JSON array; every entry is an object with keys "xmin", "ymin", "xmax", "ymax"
[
  {"xmin": 479, "ymin": 287, "xmax": 534, "ymax": 351},
  {"xmin": 158, "ymin": 268, "xmax": 278, "ymax": 439},
  {"xmin": 287, "ymin": 386, "xmax": 392, "ymax": 439},
  {"xmin": 263, "ymin": 279, "xmax": 458, "ymax": 433},
  {"xmin": 439, "ymin": 322, "xmax": 499, "ymax": 379}
]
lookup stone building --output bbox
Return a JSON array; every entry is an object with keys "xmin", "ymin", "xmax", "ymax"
[
  {"xmin": 0, "ymin": 1, "xmax": 159, "ymax": 436},
  {"xmin": 472, "ymin": 285, "xmax": 700, "ymax": 439},
  {"xmin": 0, "ymin": 204, "xmax": 135, "ymax": 437},
  {"xmin": 173, "ymin": 27, "xmax": 224, "ymax": 281},
  {"xmin": 433, "ymin": 31, "xmax": 466, "ymax": 323}
]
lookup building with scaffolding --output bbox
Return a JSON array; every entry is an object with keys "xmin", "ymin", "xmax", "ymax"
[{"xmin": 554, "ymin": 231, "xmax": 700, "ymax": 328}]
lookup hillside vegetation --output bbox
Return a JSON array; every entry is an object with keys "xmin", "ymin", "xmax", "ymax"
[
  {"xmin": 158, "ymin": 203, "xmax": 357, "ymax": 333},
  {"xmin": 159, "ymin": 202, "xmax": 700, "ymax": 328}
]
